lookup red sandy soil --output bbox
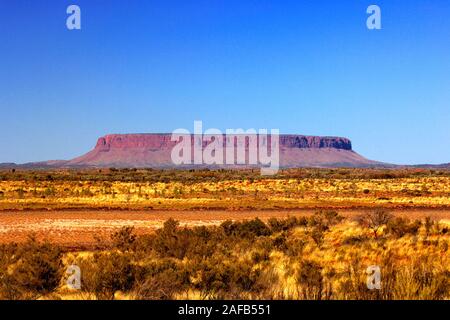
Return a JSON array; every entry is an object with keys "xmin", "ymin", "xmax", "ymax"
[{"xmin": 0, "ymin": 209, "xmax": 449, "ymax": 248}]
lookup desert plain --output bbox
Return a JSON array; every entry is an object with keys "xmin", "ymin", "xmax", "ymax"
[{"xmin": 0, "ymin": 168, "xmax": 449, "ymax": 300}]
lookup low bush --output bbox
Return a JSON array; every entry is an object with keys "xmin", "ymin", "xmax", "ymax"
[
  {"xmin": 133, "ymin": 259, "xmax": 190, "ymax": 300},
  {"xmin": 267, "ymin": 216, "xmax": 308, "ymax": 233},
  {"xmin": 221, "ymin": 218, "xmax": 272, "ymax": 239},
  {"xmin": 386, "ymin": 218, "xmax": 421, "ymax": 238},
  {"xmin": 77, "ymin": 252, "xmax": 135, "ymax": 300},
  {"xmin": 111, "ymin": 226, "xmax": 137, "ymax": 251},
  {"xmin": 0, "ymin": 238, "xmax": 63, "ymax": 300},
  {"xmin": 356, "ymin": 209, "xmax": 393, "ymax": 238}
]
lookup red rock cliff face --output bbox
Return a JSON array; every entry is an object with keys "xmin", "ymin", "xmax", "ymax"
[
  {"xmin": 94, "ymin": 134, "xmax": 352, "ymax": 151},
  {"xmin": 95, "ymin": 134, "xmax": 177, "ymax": 151}
]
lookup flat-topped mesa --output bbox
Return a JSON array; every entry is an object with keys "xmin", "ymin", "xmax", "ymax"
[
  {"xmin": 94, "ymin": 134, "xmax": 353, "ymax": 151},
  {"xmin": 66, "ymin": 133, "xmax": 377, "ymax": 168}
]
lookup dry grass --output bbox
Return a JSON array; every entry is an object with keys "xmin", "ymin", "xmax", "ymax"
[
  {"xmin": 0, "ymin": 209, "xmax": 448, "ymax": 247},
  {"xmin": 1, "ymin": 214, "xmax": 448, "ymax": 300},
  {"xmin": 1, "ymin": 168, "xmax": 450, "ymax": 210},
  {"xmin": 0, "ymin": 168, "xmax": 449, "ymax": 300}
]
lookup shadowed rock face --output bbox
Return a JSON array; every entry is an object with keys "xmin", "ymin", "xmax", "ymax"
[
  {"xmin": 65, "ymin": 133, "xmax": 380, "ymax": 168},
  {"xmin": 279, "ymin": 135, "xmax": 352, "ymax": 150}
]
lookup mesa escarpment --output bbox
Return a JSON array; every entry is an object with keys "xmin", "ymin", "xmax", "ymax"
[
  {"xmin": 65, "ymin": 133, "xmax": 380, "ymax": 168},
  {"xmin": 93, "ymin": 134, "xmax": 353, "ymax": 151}
]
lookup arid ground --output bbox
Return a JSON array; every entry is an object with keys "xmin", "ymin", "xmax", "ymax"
[
  {"xmin": 1, "ymin": 168, "xmax": 450, "ymax": 247},
  {"xmin": 0, "ymin": 209, "xmax": 449, "ymax": 247},
  {"xmin": 1, "ymin": 168, "xmax": 449, "ymax": 300}
]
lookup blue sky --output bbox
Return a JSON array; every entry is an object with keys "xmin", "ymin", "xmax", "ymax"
[{"xmin": 0, "ymin": 0, "xmax": 449, "ymax": 164}]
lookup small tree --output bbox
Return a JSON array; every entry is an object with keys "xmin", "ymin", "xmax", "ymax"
[{"xmin": 356, "ymin": 209, "xmax": 393, "ymax": 239}]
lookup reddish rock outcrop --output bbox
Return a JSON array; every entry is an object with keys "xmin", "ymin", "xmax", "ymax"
[
  {"xmin": 93, "ymin": 134, "xmax": 352, "ymax": 151},
  {"xmin": 66, "ymin": 133, "xmax": 380, "ymax": 168}
]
